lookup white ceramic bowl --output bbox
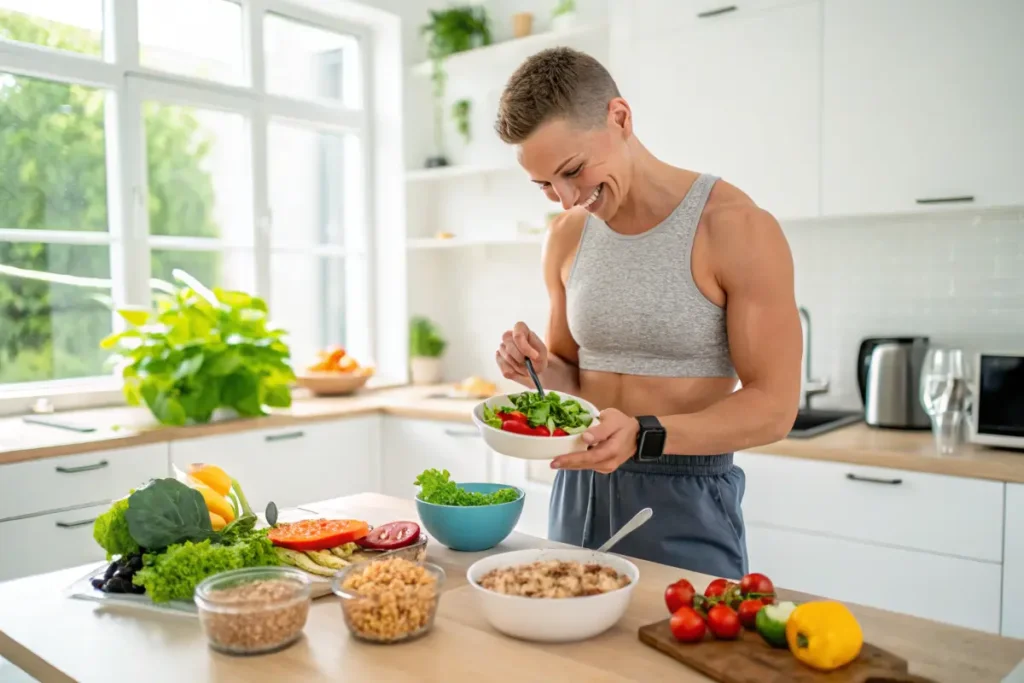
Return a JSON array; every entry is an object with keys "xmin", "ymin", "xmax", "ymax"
[
  {"xmin": 466, "ymin": 548, "xmax": 639, "ymax": 643},
  {"xmin": 472, "ymin": 391, "xmax": 600, "ymax": 460}
]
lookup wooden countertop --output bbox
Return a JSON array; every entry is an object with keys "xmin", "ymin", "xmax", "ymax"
[
  {"xmin": 1, "ymin": 493, "xmax": 1021, "ymax": 683},
  {"xmin": 2, "ymin": 385, "xmax": 1024, "ymax": 483}
]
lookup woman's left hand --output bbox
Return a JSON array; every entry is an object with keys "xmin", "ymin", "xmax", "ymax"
[{"xmin": 551, "ymin": 408, "xmax": 640, "ymax": 474}]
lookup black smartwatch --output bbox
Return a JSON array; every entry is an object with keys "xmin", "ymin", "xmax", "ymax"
[{"xmin": 633, "ymin": 415, "xmax": 666, "ymax": 462}]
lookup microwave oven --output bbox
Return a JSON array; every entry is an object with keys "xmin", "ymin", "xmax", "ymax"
[{"xmin": 970, "ymin": 352, "xmax": 1024, "ymax": 450}]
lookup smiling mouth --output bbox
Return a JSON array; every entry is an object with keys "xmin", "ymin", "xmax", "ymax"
[{"xmin": 578, "ymin": 184, "xmax": 603, "ymax": 210}]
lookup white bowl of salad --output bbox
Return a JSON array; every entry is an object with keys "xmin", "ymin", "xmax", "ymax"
[{"xmin": 473, "ymin": 391, "xmax": 599, "ymax": 460}]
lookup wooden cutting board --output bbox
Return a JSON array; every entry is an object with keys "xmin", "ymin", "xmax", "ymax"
[{"xmin": 638, "ymin": 619, "xmax": 938, "ymax": 683}]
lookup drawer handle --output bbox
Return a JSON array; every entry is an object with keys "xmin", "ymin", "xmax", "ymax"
[
  {"xmin": 846, "ymin": 473, "xmax": 903, "ymax": 485},
  {"xmin": 915, "ymin": 195, "xmax": 974, "ymax": 205},
  {"xmin": 697, "ymin": 5, "xmax": 737, "ymax": 18},
  {"xmin": 444, "ymin": 429, "xmax": 481, "ymax": 438},
  {"xmin": 265, "ymin": 431, "xmax": 305, "ymax": 442},
  {"xmin": 55, "ymin": 518, "xmax": 98, "ymax": 529},
  {"xmin": 55, "ymin": 460, "xmax": 109, "ymax": 474}
]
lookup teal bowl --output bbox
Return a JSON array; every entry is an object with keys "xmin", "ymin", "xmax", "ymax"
[{"xmin": 415, "ymin": 483, "xmax": 525, "ymax": 552}]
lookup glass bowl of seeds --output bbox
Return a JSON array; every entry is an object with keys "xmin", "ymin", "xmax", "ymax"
[{"xmin": 194, "ymin": 566, "xmax": 312, "ymax": 655}]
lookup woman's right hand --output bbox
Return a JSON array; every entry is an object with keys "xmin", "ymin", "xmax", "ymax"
[{"xmin": 496, "ymin": 322, "xmax": 549, "ymax": 381}]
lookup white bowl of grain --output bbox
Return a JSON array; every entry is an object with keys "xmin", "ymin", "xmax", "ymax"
[
  {"xmin": 194, "ymin": 566, "xmax": 312, "ymax": 655},
  {"xmin": 466, "ymin": 548, "xmax": 639, "ymax": 643}
]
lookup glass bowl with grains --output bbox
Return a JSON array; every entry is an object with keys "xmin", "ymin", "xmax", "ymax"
[
  {"xmin": 194, "ymin": 566, "xmax": 312, "ymax": 655},
  {"xmin": 331, "ymin": 557, "xmax": 445, "ymax": 643}
]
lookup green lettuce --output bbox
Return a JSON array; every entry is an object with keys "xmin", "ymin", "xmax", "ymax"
[{"xmin": 92, "ymin": 497, "xmax": 140, "ymax": 560}]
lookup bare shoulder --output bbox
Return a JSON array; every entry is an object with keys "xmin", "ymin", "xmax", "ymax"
[
  {"xmin": 703, "ymin": 182, "xmax": 791, "ymax": 275},
  {"xmin": 542, "ymin": 207, "xmax": 589, "ymax": 287}
]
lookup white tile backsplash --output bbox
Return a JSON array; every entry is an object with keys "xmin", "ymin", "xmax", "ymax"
[{"xmin": 410, "ymin": 208, "xmax": 1024, "ymax": 410}]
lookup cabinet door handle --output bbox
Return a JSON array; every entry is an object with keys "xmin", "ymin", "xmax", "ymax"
[
  {"xmin": 265, "ymin": 431, "xmax": 305, "ymax": 442},
  {"xmin": 55, "ymin": 518, "xmax": 98, "ymax": 529},
  {"xmin": 697, "ymin": 5, "xmax": 737, "ymax": 18},
  {"xmin": 846, "ymin": 473, "xmax": 903, "ymax": 485},
  {"xmin": 55, "ymin": 460, "xmax": 109, "ymax": 474},
  {"xmin": 915, "ymin": 195, "xmax": 974, "ymax": 205},
  {"xmin": 444, "ymin": 429, "xmax": 481, "ymax": 438}
]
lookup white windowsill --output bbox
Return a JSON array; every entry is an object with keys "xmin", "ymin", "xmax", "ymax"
[{"xmin": 0, "ymin": 378, "xmax": 126, "ymax": 418}]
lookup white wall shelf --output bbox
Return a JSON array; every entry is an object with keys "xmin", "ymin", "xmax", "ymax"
[
  {"xmin": 410, "ymin": 23, "xmax": 609, "ymax": 78},
  {"xmin": 406, "ymin": 236, "xmax": 543, "ymax": 250},
  {"xmin": 405, "ymin": 163, "xmax": 520, "ymax": 182}
]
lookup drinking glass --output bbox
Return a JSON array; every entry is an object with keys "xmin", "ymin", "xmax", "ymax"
[{"xmin": 920, "ymin": 348, "xmax": 971, "ymax": 453}]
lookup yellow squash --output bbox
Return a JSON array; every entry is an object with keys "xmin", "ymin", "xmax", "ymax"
[
  {"xmin": 786, "ymin": 601, "xmax": 863, "ymax": 671},
  {"xmin": 188, "ymin": 463, "xmax": 232, "ymax": 497},
  {"xmin": 194, "ymin": 483, "xmax": 235, "ymax": 523}
]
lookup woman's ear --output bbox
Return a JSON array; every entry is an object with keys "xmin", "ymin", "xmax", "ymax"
[{"xmin": 608, "ymin": 97, "xmax": 633, "ymax": 138}]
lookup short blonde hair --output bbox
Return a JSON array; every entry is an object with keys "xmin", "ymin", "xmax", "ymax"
[{"xmin": 495, "ymin": 47, "xmax": 620, "ymax": 144}]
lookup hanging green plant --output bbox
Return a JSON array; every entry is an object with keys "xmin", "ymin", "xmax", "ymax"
[
  {"xmin": 420, "ymin": 6, "xmax": 491, "ymax": 156},
  {"xmin": 452, "ymin": 99, "xmax": 471, "ymax": 143}
]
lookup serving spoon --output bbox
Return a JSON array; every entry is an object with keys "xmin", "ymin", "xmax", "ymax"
[
  {"xmin": 597, "ymin": 507, "xmax": 653, "ymax": 553},
  {"xmin": 523, "ymin": 357, "xmax": 545, "ymax": 398}
]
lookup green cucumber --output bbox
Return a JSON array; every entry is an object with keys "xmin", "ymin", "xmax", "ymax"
[{"xmin": 756, "ymin": 601, "xmax": 797, "ymax": 648}]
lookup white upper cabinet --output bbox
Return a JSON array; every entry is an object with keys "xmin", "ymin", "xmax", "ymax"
[
  {"xmin": 822, "ymin": 0, "xmax": 1024, "ymax": 216},
  {"xmin": 613, "ymin": 0, "xmax": 822, "ymax": 220}
]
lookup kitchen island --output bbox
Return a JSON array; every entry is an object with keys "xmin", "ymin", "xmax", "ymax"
[{"xmin": 1, "ymin": 493, "xmax": 1022, "ymax": 683}]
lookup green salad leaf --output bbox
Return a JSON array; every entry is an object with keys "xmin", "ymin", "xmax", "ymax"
[
  {"xmin": 92, "ymin": 497, "xmax": 140, "ymax": 560},
  {"xmin": 484, "ymin": 392, "xmax": 593, "ymax": 434},
  {"xmin": 414, "ymin": 468, "xmax": 520, "ymax": 506},
  {"xmin": 124, "ymin": 479, "xmax": 216, "ymax": 551}
]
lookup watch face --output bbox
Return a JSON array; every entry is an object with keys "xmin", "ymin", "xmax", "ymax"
[{"xmin": 637, "ymin": 430, "xmax": 666, "ymax": 461}]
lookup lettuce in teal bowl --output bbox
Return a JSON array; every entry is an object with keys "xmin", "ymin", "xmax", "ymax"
[{"xmin": 415, "ymin": 476, "xmax": 525, "ymax": 552}]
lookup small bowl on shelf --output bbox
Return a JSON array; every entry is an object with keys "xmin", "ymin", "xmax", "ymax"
[
  {"xmin": 294, "ymin": 369, "xmax": 372, "ymax": 397},
  {"xmin": 332, "ymin": 559, "xmax": 445, "ymax": 644},
  {"xmin": 194, "ymin": 566, "xmax": 312, "ymax": 655},
  {"xmin": 415, "ymin": 483, "xmax": 525, "ymax": 552}
]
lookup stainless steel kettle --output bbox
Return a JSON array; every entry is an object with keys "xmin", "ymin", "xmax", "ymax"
[{"xmin": 857, "ymin": 337, "xmax": 932, "ymax": 429}]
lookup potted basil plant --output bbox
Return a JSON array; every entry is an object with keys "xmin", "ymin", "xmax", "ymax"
[{"xmin": 409, "ymin": 316, "xmax": 447, "ymax": 386}]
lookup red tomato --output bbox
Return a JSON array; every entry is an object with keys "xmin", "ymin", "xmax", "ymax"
[
  {"xmin": 267, "ymin": 519, "xmax": 369, "ymax": 551},
  {"xmin": 498, "ymin": 411, "xmax": 528, "ymax": 424},
  {"xmin": 704, "ymin": 578, "xmax": 730, "ymax": 598},
  {"xmin": 531, "ymin": 425, "xmax": 551, "ymax": 436},
  {"xmin": 737, "ymin": 599, "xmax": 764, "ymax": 630},
  {"xmin": 553, "ymin": 428, "xmax": 568, "ymax": 436},
  {"xmin": 665, "ymin": 579, "xmax": 696, "ymax": 614},
  {"xmin": 669, "ymin": 606, "xmax": 706, "ymax": 643},
  {"xmin": 739, "ymin": 572, "xmax": 776, "ymax": 604},
  {"xmin": 501, "ymin": 420, "xmax": 535, "ymax": 436},
  {"xmin": 706, "ymin": 604, "xmax": 742, "ymax": 640},
  {"xmin": 357, "ymin": 521, "xmax": 420, "ymax": 550}
]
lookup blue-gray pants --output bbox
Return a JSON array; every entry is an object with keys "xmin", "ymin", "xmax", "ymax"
[{"xmin": 548, "ymin": 454, "xmax": 748, "ymax": 579}]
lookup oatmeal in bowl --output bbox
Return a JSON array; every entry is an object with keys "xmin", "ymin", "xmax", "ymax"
[{"xmin": 467, "ymin": 548, "xmax": 639, "ymax": 643}]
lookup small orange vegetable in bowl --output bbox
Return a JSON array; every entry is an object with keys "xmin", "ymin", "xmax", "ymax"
[{"xmin": 297, "ymin": 347, "xmax": 374, "ymax": 396}]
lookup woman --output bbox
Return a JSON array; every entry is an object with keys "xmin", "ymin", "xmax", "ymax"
[{"xmin": 492, "ymin": 47, "xmax": 802, "ymax": 577}]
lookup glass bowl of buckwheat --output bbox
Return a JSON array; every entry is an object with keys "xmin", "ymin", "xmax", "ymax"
[{"xmin": 332, "ymin": 557, "xmax": 445, "ymax": 643}]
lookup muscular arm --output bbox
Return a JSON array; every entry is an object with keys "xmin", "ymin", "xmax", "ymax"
[{"xmin": 658, "ymin": 208, "xmax": 802, "ymax": 455}]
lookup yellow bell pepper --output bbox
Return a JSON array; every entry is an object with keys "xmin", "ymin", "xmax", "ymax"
[
  {"xmin": 188, "ymin": 463, "xmax": 233, "ymax": 497},
  {"xmin": 786, "ymin": 601, "xmax": 863, "ymax": 671},
  {"xmin": 194, "ymin": 483, "xmax": 235, "ymax": 523},
  {"xmin": 209, "ymin": 511, "xmax": 227, "ymax": 531}
]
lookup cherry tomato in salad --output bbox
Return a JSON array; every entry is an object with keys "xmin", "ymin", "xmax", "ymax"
[
  {"xmin": 267, "ymin": 519, "xmax": 369, "ymax": 551},
  {"xmin": 669, "ymin": 606, "xmax": 706, "ymax": 643},
  {"xmin": 501, "ymin": 420, "xmax": 535, "ymax": 436},
  {"xmin": 665, "ymin": 578, "xmax": 696, "ymax": 614},
  {"xmin": 739, "ymin": 572, "xmax": 776, "ymax": 604},
  {"xmin": 532, "ymin": 425, "xmax": 551, "ymax": 436},
  {"xmin": 553, "ymin": 428, "xmax": 568, "ymax": 436},
  {"xmin": 498, "ymin": 411, "xmax": 528, "ymax": 425},
  {"xmin": 357, "ymin": 521, "xmax": 421, "ymax": 550},
  {"xmin": 737, "ymin": 599, "xmax": 764, "ymax": 630},
  {"xmin": 706, "ymin": 604, "xmax": 742, "ymax": 640}
]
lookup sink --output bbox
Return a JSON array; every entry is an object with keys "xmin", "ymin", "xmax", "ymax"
[{"xmin": 788, "ymin": 408, "xmax": 863, "ymax": 439}]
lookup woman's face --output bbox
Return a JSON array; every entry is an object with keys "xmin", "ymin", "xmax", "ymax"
[{"xmin": 515, "ymin": 99, "xmax": 633, "ymax": 222}]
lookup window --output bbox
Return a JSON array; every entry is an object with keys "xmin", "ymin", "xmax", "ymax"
[{"xmin": 0, "ymin": 0, "xmax": 375, "ymax": 398}]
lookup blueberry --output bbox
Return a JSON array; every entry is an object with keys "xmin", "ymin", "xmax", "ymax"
[
  {"xmin": 104, "ymin": 577, "xmax": 127, "ymax": 593},
  {"xmin": 128, "ymin": 555, "xmax": 143, "ymax": 570},
  {"xmin": 91, "ymin": 577, "xmax": 105, "ymax": 590},
  {"xmin": 103, "ymin": 562, "xmax": 118, "ymax": 580},
  {"xmin": 115, "ymin": 567, "xmax": 134, "ymax": 580},
  {"xmin": 129, "ymin": 582, "xmax": 146, "ymax": 595}
]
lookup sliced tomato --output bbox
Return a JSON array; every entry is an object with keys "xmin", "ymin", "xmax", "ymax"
[
  {"xmin": 531, "ymin": 425, "xmax": 551, "ymax": 436},
  {"xmin": 498, "ymin": 411, "xmax": 528, "ymax": 424},
  {"xmin": 267, "ymin": 518, "xmax": 369, "ymax": 551},
  {"xmin": 357, "ymin": 521, "xmax": 420, "ymax": 550},
  {"xmin": 501, "ymin": 420, "xmax": 535, "ymax": 436},
  {"xmin": 553, "ymin": 428, "xmax": 569, "ymax": 436}
]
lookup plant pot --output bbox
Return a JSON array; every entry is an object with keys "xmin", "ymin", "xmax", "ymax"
[
  {"xmin": 425, "ymin": 155, "xmax": 449, "ymax": 168},
  {"xmin": 513, "ymin": 12, "xmax": 533, "ymax": 38},
  {"xmin": 552, "ymin": 11, "xmax": 578, "ymax": 32},
  {"xmin": 410, "ymin": 357, "xmax": 443, "ymax": 386}
]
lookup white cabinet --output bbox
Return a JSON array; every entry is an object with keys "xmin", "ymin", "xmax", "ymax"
[
  {"xmin": 493, "ymin": 456, "xmax": 554, "ymax": 540},
  {"xmin": 822, "ymin": 0, "xmax": 1024, "ymax": 215},
  {"xmin": 737, "ymin": 452, "xmax": 1005, "ymax": 633},
  {"xmin": 1003, "ymin": 484, "xmax": 1024, "ymax": 638},
  {"xmin": 0, "ymin": 443, "xmax": 168, "ymax": 521},
  {"xmin": 380, "ymin": 418, "xmax": 490, "ymax": 500},
  {"xmin": 0, "ymin": 503, "xmax": 111, "ymax": 582},
  {"xmin": 613, "ymin": 0, "xmax": 821, "ymax": 220},
  {"xmin": 169, "ymin": 417, "xmax": 379, "ymax": 511}
]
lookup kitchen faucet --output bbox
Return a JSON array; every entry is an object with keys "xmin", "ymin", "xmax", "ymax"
[{"xmin": 798, "ymin": 306, "xmax": 830, "ymax": 409}]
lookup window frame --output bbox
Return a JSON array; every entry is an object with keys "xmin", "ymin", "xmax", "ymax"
[{"xmin": 0, "ymin": 0, "xmax": 385, "ymax": 415}]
